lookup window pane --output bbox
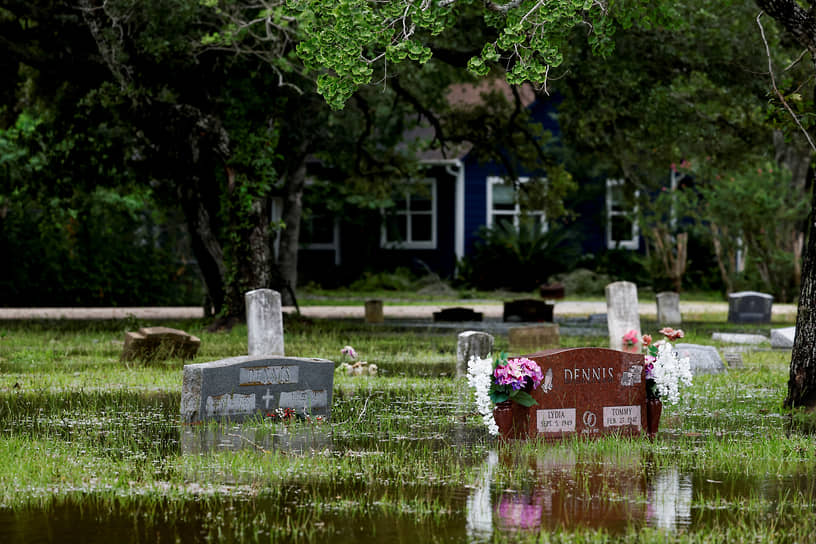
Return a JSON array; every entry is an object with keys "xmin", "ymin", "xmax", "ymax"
[
  {"xmin": 391, "ymin": 192, "xmax": 408, "ymax": 211},
  {"xmin": 609, "ymin": 184, "xmax": 624, "ymax": 212},
  {"xmin": 411, "ymin": 214, "xmax": 432, "ymax": 242},
  {"xmin": 303, "ymin": 217, "xmax": 334, "ymax": 244},
  {"xmin": 386, "ymin": 214, "xmax": 407, "ymax": 242},
  {"xmin": 410, "ymin": 191, "xmax": 432, "ymax": 212},
  {"xmin": 611, "ymin": 215, "xmax": 634, "ymax": 242},
  {"xmin": 492, "ymin": 183, "xmax": 516, "ymax": 210},
  {"xmin": 493, "ymin": 214, "xmax": 515, "ymax": 230}
]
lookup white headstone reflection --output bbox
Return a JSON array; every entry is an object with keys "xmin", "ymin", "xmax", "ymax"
[
  {"xmin": 648, "ymin": 467, "xmax": 693, "ymax": 530},
  {"xmin": 465, "ymin": 450, "xmax": 497, "ymax": 541}
]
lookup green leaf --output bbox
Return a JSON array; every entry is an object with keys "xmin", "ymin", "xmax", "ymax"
[{"xmin": 509, "ymin": 390, "xmax": 538, "ymax": 407}]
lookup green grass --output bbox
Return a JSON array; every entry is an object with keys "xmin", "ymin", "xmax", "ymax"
[{"xmin": 0, "ymin": 313, "xmax": 812, "ymax": 542}]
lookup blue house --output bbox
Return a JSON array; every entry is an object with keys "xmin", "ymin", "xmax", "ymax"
[{"xmin": 296, "ymin": 82, "xmax": 642, "ymax": 286}]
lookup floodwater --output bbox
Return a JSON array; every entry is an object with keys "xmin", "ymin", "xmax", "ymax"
[
  {"xmin": 2, "ymin": 388, "xmax": 814, "ymax": 542},
  {"xmin": 3, "ymin": 421, "xmax": 814, "ymax": 542}
]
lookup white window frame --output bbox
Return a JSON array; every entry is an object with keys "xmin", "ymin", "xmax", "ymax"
[
  {"xmin": 486, "ymin": 176, "xmax": 548, "ymax": 231},
  {"xmin": 380, "ymin": 178, "xmax": 437, "ymax": 250},
  {"xmin": 605, "ymin": 178, "xmax": 640, "ymax": 250},
  {"xmin": 300, "ymin": 218, "xmax": 341, "ymax": 266}
]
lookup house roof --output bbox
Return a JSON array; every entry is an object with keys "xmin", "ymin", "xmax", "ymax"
[{"xmin": 409, "ymin": 79, "xmax": 538, "ymax": 162}]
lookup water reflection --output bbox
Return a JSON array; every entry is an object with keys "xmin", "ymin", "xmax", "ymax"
[
  {"xmin": 180, "ymin": 425, "xmax": 331, "ymax": 455},
  {"xmin": 648, "ymin": 467, "xmax": 692, "ymax": 529},
  {"xmin": 466, "ymin": 449, "xmax": 694, "ymax": 538},
  {"xmin": 465, "ymin": 450, "xmax": 496, "ymax": 540}
]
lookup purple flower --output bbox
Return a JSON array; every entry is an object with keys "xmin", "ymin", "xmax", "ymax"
[
  {"xmin": 341, "ymin": 345, "xmax": 357, "ymax": 359},
  {"xmin": 493, "ymin": 357, "xmax": 544, "ymax": 391}
]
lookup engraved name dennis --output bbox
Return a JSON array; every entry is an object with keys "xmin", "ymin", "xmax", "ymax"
[{"xmin": 563, "ymin": 366, "xmax": 615, "ymax": 385}]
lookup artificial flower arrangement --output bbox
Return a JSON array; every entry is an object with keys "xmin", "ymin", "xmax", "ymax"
[
  {"xmin": 634, "ymin": 327, "xmax": 693, "ymax": 404},
  {"xmin": 467, "ymin": 352, "xmax": 544, "ymax": 436},
  {"xmin": 337, "ymin": 344, "xmax": 378, "ymax": 376}
]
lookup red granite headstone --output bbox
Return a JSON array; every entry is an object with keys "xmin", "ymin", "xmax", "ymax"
[{"xmin": 524, "ymin": 348, "xmax": 646, "ymax": 438}]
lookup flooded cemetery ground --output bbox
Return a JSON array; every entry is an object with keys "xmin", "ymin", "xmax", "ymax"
[{"xmin": 1, "ymin": 317, "xmax": 815, "ymax": 542}]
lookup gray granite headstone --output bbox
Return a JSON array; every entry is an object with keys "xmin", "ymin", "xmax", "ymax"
[
  {"xmin": 605, "ymin": 281, "xmax": 641, "ymax": 351},
  {"xmin": 181, "ymin": 356, "xmax": 334, "ymax": 423},
  {"xmin": 656, "ymin": 292, "xmax": 682, "ymax": 325},
  {"xmin": 245, "ymin": 289, "xmax": 284, "ymax": 356},
  {"xmin": 771, "ymin": 327, "xmax": 796, "ymax": 349},
  {"xmin": 456, "ymin": 331, "xmax": 494, "ymax": 378},
  {"xmin": 727, "ymin": 291, "xmax": 773, "ymax": 324},
  {"xmin": 433, "ymin": 307, "xmax": 483, "ymax": 322},
  {"xmin": 712, "ymin": 332, "xmax": 769, "ymax": 345},
  {"xmin": 674, "ymin": 343, "xmax": 726, "ymax": 376},
  {"xmin": 503, "ymin": 299, "xmax": 554, "ymax": 322}
]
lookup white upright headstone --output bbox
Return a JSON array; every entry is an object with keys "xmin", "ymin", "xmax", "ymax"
[
  {"xmin": 605, "ymin": 281, "xmax": 641, "ymax": 351},
  {"xmin": 456, "ymin": 331, "xmax": 494, "ymax": 378},
  {"xmin": 245, "ymin": 289, "xmax": 284, "ymax": 356},
  {"xmin": 656, "ymin": 292, "xmax": 682, "ymax": 325}
]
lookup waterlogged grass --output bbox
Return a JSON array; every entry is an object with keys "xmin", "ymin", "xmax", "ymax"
[{"xmin": 0, "ymin": 316, "xmax": 814, "ymax": 542}]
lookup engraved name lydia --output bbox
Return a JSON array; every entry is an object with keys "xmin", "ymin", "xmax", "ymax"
[{"xmin": 563, "ymin": 366, "xmax": 616, "ymax": 385}]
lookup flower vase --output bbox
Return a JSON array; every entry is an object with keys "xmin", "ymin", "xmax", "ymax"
[
  {"xmin": 646, "ymin": 397, "xmax": 663, "ymax": 438},
  {"xmin": 494, "ymin": 401, "xmax": 530, "ymax": 440},
  {"xmin": 494, "ymin": 401, "xmax": 515, "ymax": 440}
]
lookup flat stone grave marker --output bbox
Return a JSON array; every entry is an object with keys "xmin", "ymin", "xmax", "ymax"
[
  {"xmin": 721, "ymin": 348, "xmax": 745, "ymax": 369},
  {"xmin": 712, "ymin": 332, "xmax": 768, "ymax": 345},
  {"xmin": 606, "ymin": 281, "xmax": 641, "ymax": 351},
  {"xmin": 728, "ymin": 291, "xmax": 773, "ymax": 324},
  {"xmin": 771, "ymin": 326, "xmax": 796, "ymax": 349},
  {"xmin": 181, "ymin": 356, "xmax": 334, "ymax": 423},
  {"xmin": 509, "ymin": 324, "xmax": 560, "ymax": 353},
  {"xmin": 503, "ymin": 298, "xmax": 554, "ymax": 322},
  {"xmin": 523, "ymin": 348, "xmax": 646, "ymax": 438},
  {"xmin": 121, "ymin": 326, "xmax": 200, "ymax": 361},
  {"xmin": 433, "ymin": 307, "xmax": 483, "ymax": 322},
  {"xmin": 674, "ymin": 343, "xmax": 726, "ymax": 375},
  {"xmin": 656, "ymin": 292, "xmax": 682, "ymax": 325}
]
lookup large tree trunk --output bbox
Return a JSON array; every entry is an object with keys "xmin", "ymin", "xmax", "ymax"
[
  {"xmin": 277, "ymin": 157, "xmax": 307, "ymax": 306},
  {"xmin": 754, "ymin": 0, "xmax": 816, "ymax": 409},
  {"xmin": 179, "ymin": 181, "xmax": 227, "ymax": 315},
  {"xmin": 785, "ymin": 179, "xmax": 816, "ymax": 408}
]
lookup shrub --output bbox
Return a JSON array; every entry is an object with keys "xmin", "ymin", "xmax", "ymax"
[{"xmin": 459, "ymin": 218, "xmax": 580, "ymax": 291}]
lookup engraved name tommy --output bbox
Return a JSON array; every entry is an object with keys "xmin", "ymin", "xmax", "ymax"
[{"xmin": 563, "ymin": 366, "xmax": 615, "ymax": 385}]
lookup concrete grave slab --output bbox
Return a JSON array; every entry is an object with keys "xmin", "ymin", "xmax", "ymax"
[
  {"xmin": 509, "ymin": 324, "xmax": 559, "ymax": 353},
  {"xmin": 771, "ymin": 327, "xmax": 796, "ymax": 349},
  {"xmin": 181, "ymin": 356, "xmax": 334, "ymax": 423},
  {"xmin": 121, "ymin": 326, "xmax": 200, "ymax": 361},
  {"xmin": 674, "ymin": 343, "xmax": 726, "ymax": 376},
  {"xmin": 712, "ymin": 332, "xmax": 769, "ymax": 345},
  {"xmin": 364, "ymin": 299, "xmax": 384, "ymax": 323}
]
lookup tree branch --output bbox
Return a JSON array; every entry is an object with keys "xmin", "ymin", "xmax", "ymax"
[{"xmin": 757, "ymin": 11, "xmax": 816, "ymax": 153}]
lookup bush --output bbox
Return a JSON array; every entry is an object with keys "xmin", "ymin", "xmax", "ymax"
[
  {"xmin": 553, "ymin": 268, "xmax": 613, "ymax": 296},
  {"xmin": 459, "ymin": 219, "xmax": 580, "ymax": 291}
]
